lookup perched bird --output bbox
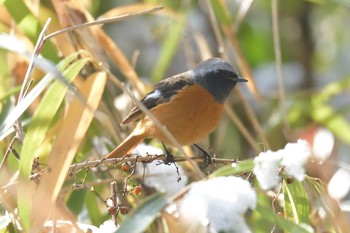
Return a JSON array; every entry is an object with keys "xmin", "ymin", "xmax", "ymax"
[{"xmin": 105, "ymin": 57, "xmax": 247, "ymax": 160}]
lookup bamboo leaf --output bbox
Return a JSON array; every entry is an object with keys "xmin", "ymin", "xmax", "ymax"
[
  {"xmin": 209, "ymin": 159, "xmax": 254, "ymax": 178},
  {"xmin": 283, "ymin": 180, "xmax": 311, "ymax": 226},
  {"xmin": 67, "ymin": 189, "xmax": 87, "ymax": 216},
  {"xmin": 18, "ymin": 57, "xmax": 89, "ymax": 230},
  {"xmin": 117, "ymin": 193, "xmax": 168, "ymax": 233},
  {"xmin": 0, "ymin": 52, "xmax": 84, "ymax": 140},
  {"xmin": 253, "ymin": 204, "xmax": 312, "ymax": 233},
  {"xmin": 151, "ymin": 16, "xmax": 185, "ymax": 83},
  {"xmin": 29, "ymin": 71, "xmax": 106, "ymax": 231},
  {"xmin": 86, "ymin": 191, "xmax": 107, "ymax": 226},
  {"xmin": 311, "ymin": 102, "xmax": 350, "ymax": 144}
]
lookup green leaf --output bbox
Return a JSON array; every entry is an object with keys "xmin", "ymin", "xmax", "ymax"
[
  {"xmin": 1, "ymin": 0, "xmax": 59, "ymax": 61},
  {"xmin": 210, "ymin": 0, "xmax": 232, "ymax": 24},
  {"xmin": 253, "ymin": 204, "xmax": 312, "ymax": 233},
  {"xmin": 316, "ymin": 75, "xmax": 350, "ymax": 100},
  {"xmin": 305, "ymin": 177, "xmax": 349, "ymax": 232},
  {"xmin": 0, "ymin": 86, "xmax": 21, "ymax": 103},
  {"xmin": 209, "ymin": 159, "xmax": 254, "ymax": 178},
  {"xmin": 311, "ymin": 101, "xmax": 350, "ymax": 144},
  {"xmin": 283, "ymin": 180, "xmax": 311, "ymax": 226},
  {"xmin": 67, "ymin": 189, "xmax": 87, "ymax": 216},
  {"xmin": 0, "ymin": 99, "xmax": 13, "ymax": 126},
  {"xmin": 116, "ymin": 193, "xmax": 168, "ymax": 233},
  {"xmin": 18, "ymin": 57, "xmax": 89, "ymax": 230},
  {"xmin": 86, "ymin": 191, "xmax": 107, "ymax": 226},
  {"xmin": 304, "ymin": 176, "xmax": 325, "ymax": 194},
  {"xmin": 0, "ymin": 52, "xmax": 85, "ymax": 140},
  {"xmin": 151, "ymin": 16, "xmax": 185, "ymax": 83},
  {"xmin": 311, "ymin": 75, "xmax": 350, "ymax": 144}
]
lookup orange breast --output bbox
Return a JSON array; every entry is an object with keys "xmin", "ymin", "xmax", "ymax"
[{"xmin": 140, "ymin": 84, "xmax": 224, "ymax": 146}]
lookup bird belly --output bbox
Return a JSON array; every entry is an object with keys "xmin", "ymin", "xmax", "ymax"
[{"xmin": 141, "ymin": 84, "xmax": 224, "ymax": 146}]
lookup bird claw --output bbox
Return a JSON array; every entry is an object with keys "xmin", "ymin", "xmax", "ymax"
[
  {"xmin": 193, "ymin": 144, "xmax": 212, "ymax": 168},
  {"xmin": 162, "ymin": 142, "xmax": 175, "ymax": 165}
]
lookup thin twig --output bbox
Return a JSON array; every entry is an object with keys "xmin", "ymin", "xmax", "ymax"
[
  {"xmin": 66, "ymin": 155, "xmax": 238, "ymax": 177},
  {"xmin": 14, "ymin": 18, "xmax": 52, "ymax": 144},
  {"xmin": 22, "ymin": 80, "xmax": 34, "ymax": 101},
  {"xmin": 1, "ymin": 155, "xmax": 240, "ymax": 194},
  {"xmin": 110, "ymin": 181, "xmax": 118, "ymax": 224},
  {"xmin": 224, "ymin": 104, "xmax": 261, "ymax": 153},
  {"xmin": 272, "ymin": 0, "xmax": 289, "ymax": 133},
  {"xmin": 235, "ymin": 90, "xmax": 270, "ymax": 150},
  {"xmin": 44, "ymin": 6, "xmax": 163, "ymax": 41},
  {"xmin": 17, "ymin": 18, "xmax": 51, "ymax": 103},
  {"xmin": 204, "ymin": 0, "xmax": 268, "ymax": 152},
  {"xmin": 66, "ymin": 171, "xmax": 188, "ymax": 191},
  {"xmin": 220, "ymin": 25, "xmax": 269, "ymax": 149},
  {"xmin": 0, "ymin": 137, "xmax": 18, "ymax": 172},
  {"xmin": 204, "ymin": 0, "xmax": 226, "ymax": 56}
]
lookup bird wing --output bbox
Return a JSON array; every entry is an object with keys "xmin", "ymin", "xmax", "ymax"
[{"xmin": 121, "ymin": 71, "xmax": 194, "ymax": 125}]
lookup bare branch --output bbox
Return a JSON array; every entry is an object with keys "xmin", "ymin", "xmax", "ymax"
[{"xmin": 44, "ymin": 6, "xmax": 163, "ymax": 41}]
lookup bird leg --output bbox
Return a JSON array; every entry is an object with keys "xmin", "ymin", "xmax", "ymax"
[
  {"xmin": 161, "ymin": 142, "xmax": 175, "ymax": 165},
  {"xmin": 161, "ymin": 143, "xmax": 181, "ymax": 181},
  {"xmin": 193, "ymin": 144, "xmax": 212, "ymax": 168}
]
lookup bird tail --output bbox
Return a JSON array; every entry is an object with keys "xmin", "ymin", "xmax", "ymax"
[{"xmin": 105, "ymin": 129, "xmax": 145, "ymax": 159}]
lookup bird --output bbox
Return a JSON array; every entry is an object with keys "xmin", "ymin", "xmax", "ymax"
[{"xmin": 105, "ymin": 57, "xmax": 247, "ymax": 160}]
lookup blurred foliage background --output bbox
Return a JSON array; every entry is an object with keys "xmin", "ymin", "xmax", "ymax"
[{"xmin": 0, "ymin": 0, "xmax": 350, "ymax": 232}]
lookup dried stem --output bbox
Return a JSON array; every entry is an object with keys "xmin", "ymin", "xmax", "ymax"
[
  {"xmin": 65, "ymin": 154, "xmax": 238, "ymax": 177},
  {"xmin": 272, "ymin": 0, "xmax": 289, "ymax": 133},
  {"xmin": 204, "ymin": 0, "xmax": 226, "ymax": 56},
  {"xmin": 235, "ymin": 90, "xmax": 270, "ymax": 150},
  {"xmin": 0, "ymin": 137, "xmax": 19, "ymax": 172},
  {"xmin": 204, "ymin": 0, "xmax": 268, "ymax": 152},
  {"xmin": 224, "ymin": 104, "xmax": 261, "ymax": 153},
  {"xmin": 14, "ymin": 19, "xmax": 52, "ymax": 143},
  {"xmin": 44, "ymin": 6, "xmax": 163, "ymax": 41},
  {"xmin": 110, "ymin": 181, "xmax": 118, "ymax": 224}
]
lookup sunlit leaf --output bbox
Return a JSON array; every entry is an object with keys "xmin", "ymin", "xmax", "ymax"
[
  {"xmin": 311, "ymin": 75, "xmax": 350, "ymax": 144},
  {"xmin": 18, "ymin": 57, "xmax": 89, "ymax": 230},
  {"xmin": 0, "ymin": 52, "xmax": 85, "ymax": 141},
  {"xmin": 283, "ymin": 180, "xmax": 311, "ymax": 226},
  {"xmin": 209, "ymin": 159, "xmax": 254, "ymax": 178},
  {"xmin": 311, "ymin": 102, "xmax": 350, "ymax": 144},
  {"xmin": 305, "ymin": 177, "xmax": 350, "ymax": 232},
  {"xmin": 29, "ymin": 71, "xmax": 106, "ymax": 231}
]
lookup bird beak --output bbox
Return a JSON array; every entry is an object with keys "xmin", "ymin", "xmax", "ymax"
[{"xmin": 232, "ymin": 76, "xmax": 248, "ymax": 82}]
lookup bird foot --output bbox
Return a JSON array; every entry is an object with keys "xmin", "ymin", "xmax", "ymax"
[
  {"xmin": 161, "ymin": 143, "xmax": 181, "ymax": 181},
  {"xmin": 162, "ymin": 142, "xmax": 175, "ymax": 165},
  {"xmin": 193, "ymin": 144, "xmax": 212, "ymax": 168}
]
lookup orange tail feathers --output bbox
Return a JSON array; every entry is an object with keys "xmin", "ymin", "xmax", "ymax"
[{"xmin": 105, "ymin": 128, "xmax": 146, "ymax": 159}]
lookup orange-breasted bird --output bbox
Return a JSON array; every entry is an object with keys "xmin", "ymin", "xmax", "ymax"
[{"xmin": 105, "ymin": 57, "xmax": 247, "ymax": 159}]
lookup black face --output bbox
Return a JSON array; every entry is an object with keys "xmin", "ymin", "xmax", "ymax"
[{"xmin": 191, "ymin": 58, "xmax": 246, "ymax": 103}]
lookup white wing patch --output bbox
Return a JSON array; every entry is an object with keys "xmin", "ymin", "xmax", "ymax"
[{"xmin": 145, "ymin": 89, "xmax": 161, "ymax": 101}]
